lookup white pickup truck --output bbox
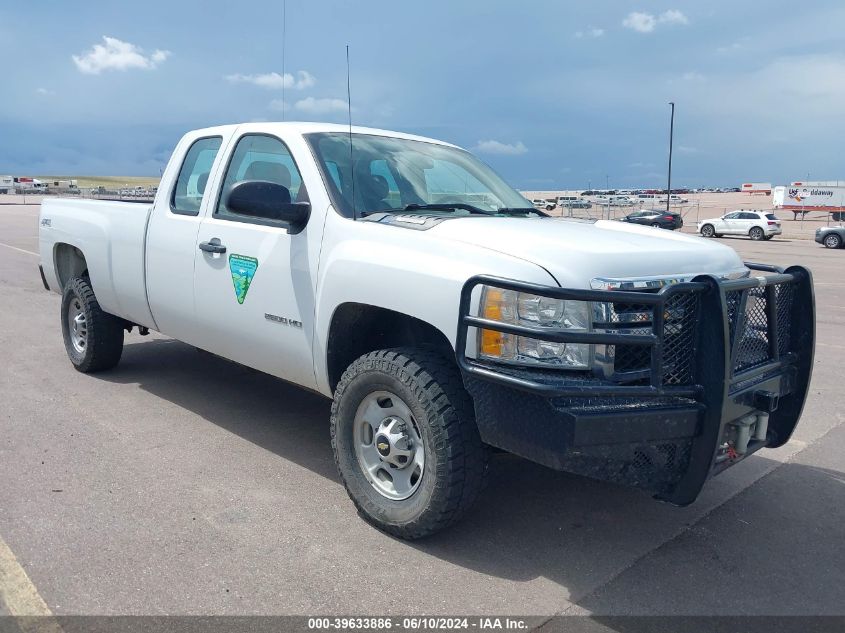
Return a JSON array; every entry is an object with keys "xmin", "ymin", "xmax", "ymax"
[{"xmin": 38, "ymin": 122, "xmax": 815, "ymax": 539}]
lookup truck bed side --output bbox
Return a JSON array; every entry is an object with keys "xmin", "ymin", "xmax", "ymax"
[{"xmin": 39, "ymin": 198, "xmax": 157, "ymax": 329}]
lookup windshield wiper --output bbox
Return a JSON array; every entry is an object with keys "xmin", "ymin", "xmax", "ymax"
[
  {"xmin": 496, "ymin": 207, "xmax": 549, "ymax": 217},
  {"xmin": 362, "ymin": 203, "xmax": 496, "ymax": 217}
]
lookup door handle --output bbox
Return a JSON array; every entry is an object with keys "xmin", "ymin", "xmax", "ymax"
[{"xmin": 199, "ymin": 238, "xmax": 227, "ymax": 254}]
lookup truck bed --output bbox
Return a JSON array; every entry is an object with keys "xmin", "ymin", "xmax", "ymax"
[{"xmin": 39, "ymin": 197, "xmax": 157, "ymax": 329}]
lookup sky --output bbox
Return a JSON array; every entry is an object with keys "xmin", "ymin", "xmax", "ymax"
[{"xmin": 1, "ymin": 0, "xmax": 844, "ymax": 189}]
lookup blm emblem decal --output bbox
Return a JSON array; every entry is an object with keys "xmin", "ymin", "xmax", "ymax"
[{"xmin": 229, "ymin": 254, "xmax": 259, "ymax": 304}]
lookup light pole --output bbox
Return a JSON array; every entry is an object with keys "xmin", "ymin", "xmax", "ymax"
[{"xmin": 666, "ymin": 102, "xmax": 675, "ymax": 214}]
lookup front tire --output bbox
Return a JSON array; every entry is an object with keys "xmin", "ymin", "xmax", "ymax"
[
  {"xmin": 749, "ymin": 226, "xmax": 765, "ymax": 241},
  {"xmin": 824, "ymin": 233, "xmax": 843, "ymax": 249},
  {"xmin": 700, "ymin": 224, "xmax": 715, "ymax": 237},
  {"xmin": 331, "ymin": 348, "xmax": 488, "ymax": 539},
  {"xmin": 61, "ymin": 276, "xmax": 124, "ymax": 372}
]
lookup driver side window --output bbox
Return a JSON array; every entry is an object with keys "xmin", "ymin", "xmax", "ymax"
[{"xmin": 216, "ymin": 134, "xmax": 307, "ymax": 221}]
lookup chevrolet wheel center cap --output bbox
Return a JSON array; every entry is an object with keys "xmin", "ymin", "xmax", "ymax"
[{"xmin": 376, "ymin": 436, "xmax": 391, "ymax": 456}]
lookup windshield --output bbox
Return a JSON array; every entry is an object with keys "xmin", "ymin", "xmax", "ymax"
[{"xmin": 305, "ymin": 132, "xmax": 534, "ymax": 217}]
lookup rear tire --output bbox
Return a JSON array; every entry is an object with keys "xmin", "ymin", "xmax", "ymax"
[
  {"xmin": 749, "ymin": 226, "xmax": 765, "ymax": 241},
  {"xmin": 824, "ymin": 233, "xmax": 843, "ymax": 249},
  {"xmin": 331, "ymin": 348, "xmax": 488, "ymax": 539},
  {"xmin": 700, "ymin": 224, "xmax": 715, "ymax": 238},
  {"xmin": 61, "ymin": 276, "xmax": 124, "ymax": 372},
  {"xmin": 650, "ymin": 222, "xmax": 660, "ymax": 228}
]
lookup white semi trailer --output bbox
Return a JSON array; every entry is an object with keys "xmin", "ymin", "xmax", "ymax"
[{"xmin": 773, "ymin": 182, "xmax": 845, "ymax": 219}]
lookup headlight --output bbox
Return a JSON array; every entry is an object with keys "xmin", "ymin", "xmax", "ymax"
[{"xmin": 478, "ymin": 286, "xmax": 591, "ymax": 369}]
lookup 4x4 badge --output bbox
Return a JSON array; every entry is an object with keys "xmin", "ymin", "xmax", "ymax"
[{"xmin": 229, "ymin": 254, "xmax": 259, "ymax": 304}]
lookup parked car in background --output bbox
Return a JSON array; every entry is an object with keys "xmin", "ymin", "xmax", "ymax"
[
  {"xmin": 558, "ymin": 196, "xmax": 592, "ymax": 209},
  {"xmin": 621, "ymin": 209, "xmax": 683, "ymax": 230},
  {"xmin": 815, "ymin": 226, "xmax": 845, "ymax": 249},
  {"xmin": 0, "ymin": 175, "xmax": 14, "ymax": 194},
  {"xmin": 595, "ymin": 195, "xmax": 634, "ymax": 206},
  {"xmin": 698, "ymin": 210, "xmax": 782, "ymax": 241},
  {"xmin": 531, "ymin": 198, "xmax": 556, "ymax": 211}
]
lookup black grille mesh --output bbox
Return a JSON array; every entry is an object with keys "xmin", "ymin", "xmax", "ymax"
[
  {"xmin": 727, "ymin": 282, "xmax": 794, "ymax": 374},
  {"xmin": 607, "ymin": 279, "xmax": 793, "ymax": 383},
  {"xmin": 609, "ymin": 292, "xmax": 700, "ymax": 384},
  {"xmin": 775, "ymin": 283, "xmax": 794, "ymax": 356},
  {"xmin": 732, "ymin": 288, "xmax": 770, "ymax": 372},
  {"xmin": 661, "ymin": 292, "xmax": 700, "ymax": 384}
]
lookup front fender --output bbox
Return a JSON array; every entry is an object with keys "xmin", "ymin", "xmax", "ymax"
[{"xmin": 312, "ymin": 216, "xmax": 557, "ymax": 396}]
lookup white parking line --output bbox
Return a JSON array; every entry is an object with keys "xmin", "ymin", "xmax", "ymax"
[
  {"xmin": 0, "ymin": 242, "xmax": 38, "ymax": 257},
  {"xmin": 0, "ymin": 533, "xmax": 64, "ymax": 633}
]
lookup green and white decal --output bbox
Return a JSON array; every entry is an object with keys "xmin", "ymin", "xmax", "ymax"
[{"xmin": 229, "ymin": 254, "xmax": 259, "ymax": 304}]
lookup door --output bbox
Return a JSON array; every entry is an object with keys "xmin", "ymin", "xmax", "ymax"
[
  {"xmin": 719, "ymin": 211, "xmax": 742, "ymax": 234},
  {"xmin": 146, "ymin": 134, "xmax": 227, "ymax": 345},
  {"xmin": 738, "ymin": 212, "xmax": 759, "ymax": 235},
  {"xmin": 191, "ymin": 133, "xmax": 318, "ymax": 390}
]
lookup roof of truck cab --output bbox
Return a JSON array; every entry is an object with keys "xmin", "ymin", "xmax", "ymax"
[{"xmin": 187, "ymin": 122, "xmax": 462, "ymax": 149}]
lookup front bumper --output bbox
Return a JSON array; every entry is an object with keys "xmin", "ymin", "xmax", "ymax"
[{"xmin": 456, "ymin": 264, "xmax": 814, "ymax": 504}]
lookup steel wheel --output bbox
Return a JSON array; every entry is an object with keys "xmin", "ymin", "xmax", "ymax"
[
  {"xmin": 353, "ymin": 390, "xmax": 425, "ymax": 500},
  {"xmin": 67, "ymin": 297, "xmax": 88, "ymax": 354}
]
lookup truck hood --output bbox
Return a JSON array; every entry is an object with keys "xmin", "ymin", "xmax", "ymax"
[{"xmin": 428, "ymin": 216, "xmax": 747, "ymax": 287}]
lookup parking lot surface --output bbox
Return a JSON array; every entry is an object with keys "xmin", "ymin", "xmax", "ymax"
[{"xmin": 1, "ymin": 201, "xmax": 843, "ymax": 616}]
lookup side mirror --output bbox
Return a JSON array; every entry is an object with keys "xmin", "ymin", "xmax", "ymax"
[{"xmin": 225, "ymin": 180, "xmax": 310, "ymax": 233}]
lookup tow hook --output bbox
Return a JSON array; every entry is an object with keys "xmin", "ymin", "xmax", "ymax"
[
  {"xmin": 717, "ymin": 410, "xmax": 771, "ymax": 461},
  {"xmin": 730, "ymin": 413, "xmax": 770, "ymax": 455}
]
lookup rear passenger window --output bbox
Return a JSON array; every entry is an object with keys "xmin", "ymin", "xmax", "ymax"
[
  {"xmin": 216, "ymin": 134, "xmax": 307, "ymax": 220},
  {"xmin": 171, "ymin": 136, "xmax": 222, "ymax": 215}
]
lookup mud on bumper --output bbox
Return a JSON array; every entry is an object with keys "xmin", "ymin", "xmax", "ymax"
[{"xmin": 456, "ymin": 264, "xmax": 814, "ymax": 505}]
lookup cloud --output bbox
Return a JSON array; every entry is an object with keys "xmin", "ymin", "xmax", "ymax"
[
  {"xmin": 474, "ymin": 140, "xmax": 528, "ymax": 155},
  {"xmin": 622, "ymin": 12, "xmax": 656, "ymax": 33},
  {"xmin": 659, "ymin": 10, "xmax": 689, "ymax": 26},
  {"xmin": 681, "ymin": 71, "xmax": 705, "ymax": 81},
  {"xmin": 268, "ymin": 99, "xmax": 289, "ymax": 112},
  {"xmin": 36, "ymin": 87, "xmax": 54, "ymax": 96},
  {"xmin": 677, "ymin": 145, "xmax": 700, "ymax": 154},
  {"xmin": 695, "ymin": 54, "xmax": 845, "ymax": 124},
  {"xmin": 72, "ymin": 36, "xmax": 171, "ymax": 74},
  {"xmin": 225, "ymin": 70, "xmax": 315, "ymax": 90},
  {"xmin": 293, "ymin": 97, "xmax": 348, "ymax": 114},
  {"xmin": 575, "ymin": 28, "xmax": 604, "ymax": 38},
  {"xmin": 623, "ymin": 10, "xmax": 688, "ymax": 33}
]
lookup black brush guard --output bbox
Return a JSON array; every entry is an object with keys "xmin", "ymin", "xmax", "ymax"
[{"xmin": 455, "ymin": 264, "xmax": 814, "ymax": 504}]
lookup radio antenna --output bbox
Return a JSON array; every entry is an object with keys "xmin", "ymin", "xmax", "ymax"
[
  {"xmin": 281, "ymin": 0, "xmax": 287, "ymax": 121},
  {"xmin": 347, "ymin": 44, "xmax": 357, "ymax": 220}
]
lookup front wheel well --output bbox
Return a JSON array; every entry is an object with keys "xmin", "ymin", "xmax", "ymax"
[
  {"xmin": 54, "ymin": 243, "xmax": 88, "ymax": 289},
  {"xmin": 326, "ymin": 303, "xmax": 455, "ymax": 393}
]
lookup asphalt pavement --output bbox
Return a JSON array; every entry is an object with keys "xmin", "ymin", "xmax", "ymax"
[{"xmin": 0, "ymin": 201, "xmax": 842, "ymax": 617}]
